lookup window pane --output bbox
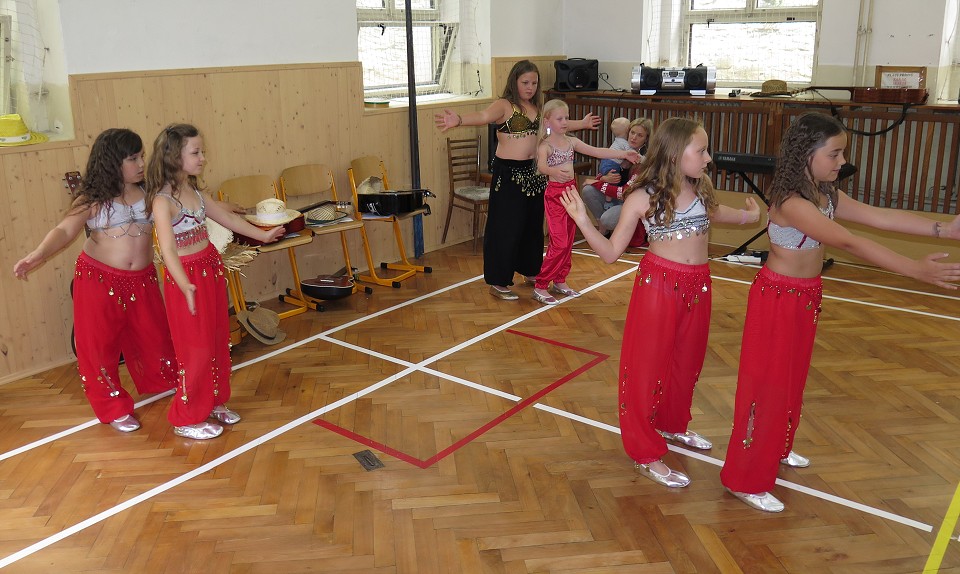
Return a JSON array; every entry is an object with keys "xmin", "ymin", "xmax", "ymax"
[
  {"xmin": 393, "ymin": 0, "xmax": 434, "ymax": 8},
  {"xmin": 358, "ymin": 25, "xmax": 435, "ymax": 89},
  {"xmin": 689, "ymin": 21, "xmax": 815, "ymax": 82},
  {"xmin": 357, "ymin": 0, "xmax": 384, "ymax": 8},
  {"xmin": 691, "ymin": 0, "xmax": 747, "ymax": 10},
  {"xmin": 758, "ymin": 0, "xmax": 818, "ymax": 7}
]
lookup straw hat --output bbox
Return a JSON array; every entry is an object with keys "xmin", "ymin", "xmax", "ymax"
[
  {"xmin": 244, "ymin": 198, "xmax": 301, "ymax": 226},
  {"xmin": 305, "ymin": 203, "xmax": 348, "ymax": 224},
  {"xmin": 752, "ymin": 79, "xmax": 793, "ymax": 98},
  {"xmin": 205, "ymin": 218, "xmax": 234, "ymax": 253},
  {"xmin": 0, "ymin": 114, "xmax": 48, "ymax": 146},
  {"xmin": 357, "ymin": 176, "xmax": 385, "ymax": 195},
  {"xmin": 235, "ymin": 306, "xmax": 286, "ymax": 345}
]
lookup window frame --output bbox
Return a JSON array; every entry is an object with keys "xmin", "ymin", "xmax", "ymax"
[
  {"xmin": 357, "ymin": 0, "xmax": 459, "ymax": 98},
  {"xmin": 680, "ymin": 0, "xmax": 822, "ymax": 87}
]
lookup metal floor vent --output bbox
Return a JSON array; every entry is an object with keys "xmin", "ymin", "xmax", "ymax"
[{"xmin": 354, "ymin": 450, "xmax": 385, "ymax": 471}]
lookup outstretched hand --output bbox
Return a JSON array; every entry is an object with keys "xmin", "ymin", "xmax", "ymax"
[
  {"xmin": 941, "ymin": 213, "xmax": 960, "ymax": 241},
  {"xmin": 559, "ymin": 186, "xmax": 588, "ymax": 224},
  {"xmin": 13, "ymin": 251, "xmax": 42, "ymax": 280},
  {"xmin": 261, "ymin": 226, "xmax": 286, "ymax": 244},
  {"xmin": 582, "ymin": 112, "xmax": 601, "ymax": 130},
  {"xmin": 916, "ymin": 252, "xmax": 960, "ymax": 289},
  {"xmin": 743, "ymin": 196, "xmax": 761, "ymax": 224},
  {"xmin": 434, "ymin": 109, "xmax": 460, "ymax": 132},
  {"xmin": 624, "ymin": 150, "xmax": 641, "ymax": 164}
]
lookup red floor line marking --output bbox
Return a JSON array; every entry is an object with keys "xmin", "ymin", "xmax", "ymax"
[{"xmin": 314, "ymin": 330, "xmax": 609, "ymax": 469}]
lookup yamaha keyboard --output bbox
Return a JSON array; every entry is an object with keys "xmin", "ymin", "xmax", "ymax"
[{"xmin": 713, "ymin": 152, "xmax": 777, "ymax": 174}]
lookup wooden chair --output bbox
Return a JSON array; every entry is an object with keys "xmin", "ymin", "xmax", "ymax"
[
  {"xmin": 443, "ymin": 136, "xmax": 490, "ymax": 253},
  {"xmin": 218, "ymin": 174, "xmax": 315, "ymax": 321},
  {"xmin": 278, "ymin": 164, "xmax": 373, "ymax": 310},
  {"xmin": 347, "ymin": 156, "xmax": 431, "ymax": 288}
]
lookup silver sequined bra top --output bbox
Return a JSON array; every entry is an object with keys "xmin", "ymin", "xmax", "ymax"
[
  {"xmin": 642, "ymin": 195, "xmax": 710, "ymax": 242},
  {"xmin": 767, "ymin": 194, "xmax": 834, "ymax": 250},
  {"xmin": 545, "ymin": 140, "xmax": 575, "ymax": 167}
]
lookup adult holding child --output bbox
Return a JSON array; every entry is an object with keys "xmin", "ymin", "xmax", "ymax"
[{"xmin": 435, "ymin": 60, "xmax": 600, "ymax": 300}]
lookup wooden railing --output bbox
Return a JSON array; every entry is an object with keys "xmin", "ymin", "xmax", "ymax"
[{"xmin": 551, "ymin": 91, "xmax": 960, "ymax": 215}]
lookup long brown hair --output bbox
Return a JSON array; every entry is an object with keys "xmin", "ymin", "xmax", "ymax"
[
  {"xmin": 71, "ymin": 128, "xmax": 143, "ymax": 215},
  {"xmin": 144, "ymin": 123, "xmax": 202, "ymax": 214},
  {"xmin": 768, "ymin": 112, "xmax": 844, "ymax": 209},
  {"xmin": 624, "ymin": 117, "xmax": 717, "ymax": 225},
  {"xmin": 501, "ymin": 60, "xmax": 543, "ymax": 111}
]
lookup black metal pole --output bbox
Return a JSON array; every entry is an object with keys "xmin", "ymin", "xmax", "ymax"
[{"xmin": 405, "ymin": 0, "xmax": 424, "ymax": 256}]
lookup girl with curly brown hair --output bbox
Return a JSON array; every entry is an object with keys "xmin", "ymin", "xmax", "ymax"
[
  {"xmin": 14, "ymin": 128, "xmax": 178, "ymax": 432},
  {"xmin": 720, "ymin": 112, "xmax": 960, "ymax": 513}
]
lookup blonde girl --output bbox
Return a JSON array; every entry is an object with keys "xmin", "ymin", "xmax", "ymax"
[
  {"xmin": 146, "ymin": 123, "xmax": 284, "ymax": 440},
  {"xmin": 533, "ymin": 99, "xmax": 640, "ymax": 305}
]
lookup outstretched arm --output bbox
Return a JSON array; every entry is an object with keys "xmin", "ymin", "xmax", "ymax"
[
  {"xmin": 836, "ymin": 193, "xmax": 960, "ymax": 241},
  {"xmin": 567, "ymin": 112, "xmax": 601, "ymax": 132},
  {"xmin": 13, "ymin": 202, "xmax": 90, "ymax": 279},
  {"xmin": 435, "ymin": 99, "xmax": 512, "ymax": 132},
  {"xmin": 781, "ymin": 195, "xmax": 960, "ymax": 289},
  {"xmin": 560, "ymin": 187, "xmax": 645, "ymax": 263},
  {"xmin": 205, "ymin": 194, "xmax": 284, "ymax": 244},
  {"xmin": 710, "ymin": 196, "xmax": 761, "ymax": 226}
]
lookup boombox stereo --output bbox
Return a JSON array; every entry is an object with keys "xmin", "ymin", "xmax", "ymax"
[{"xmin": 631, "ymin": 64, "xmax": 716, "ymax": 94}]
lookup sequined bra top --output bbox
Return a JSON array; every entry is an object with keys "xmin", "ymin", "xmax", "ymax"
[
  {"xmin": 642, "ymin": 193, "xmax": 710, "ymax": 242},
  {"xmin": 545, "ymin": 140, "xmax": 575, "ymax": 167},
  {"xmin": 158, "ymin": 188, "xmax": 209, "ymax": 248},
  {"xmin": 86, "ymin": 194, "xmax": 151, "ymax": 233},
  {"xmin": 497, "ymin": 104, "xmax": 540, "ymax": 136},
  {"xmin": 767, "ymin": 194, "xmax": 834, "ymax": 250}
]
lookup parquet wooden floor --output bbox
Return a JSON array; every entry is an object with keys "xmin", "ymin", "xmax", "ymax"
[{"xmin": 1, "ymin": 240, "xmax": 959, "ymax": 573}]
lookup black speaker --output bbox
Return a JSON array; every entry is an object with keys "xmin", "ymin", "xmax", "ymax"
[
  {"xmin": 554, "ymin": 58, "xmax": 598, "ymax": 92},
  {"xmin": 683, "ymin": 66, "xmax": 709, "ymax": 90},
  {"xmin": 636, "ymin": 66, "xmax": 663, "ymax": 90}
]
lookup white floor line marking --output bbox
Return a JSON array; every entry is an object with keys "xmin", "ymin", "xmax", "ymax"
[{"xmin": 0, "ymin": 253, "xmax": 948, "ymax": 565}]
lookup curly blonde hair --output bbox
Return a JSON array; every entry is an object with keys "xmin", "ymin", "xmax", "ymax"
[
  {"xmin": 623, "ymin": 117, "xmax": 717, "ymax": 225},
  {"xmin": 767, "ymin": 112, "xmax": 844, "ymax": 209}
]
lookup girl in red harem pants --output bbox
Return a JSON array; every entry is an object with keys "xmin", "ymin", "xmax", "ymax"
[
  {"xmin": 620, "ymin": 253, "xmax": 711, "ymax": 465},
  {"xmin": 147, "ymin": 123, "xmax": 284, "ymax": 440},
  {"xmin": 161, "ymin": 244, "xmax": 231, "ymax": 427},
  {"xmin": 720, "ymin": 268, "xmax": 821, "ymax": 496},
  {"xmin": 720, "ymin": 112, "xmax": 960, "ymax": 513},
  {"xmin": 559, "ymin": 117, "xmax": 760, "ymax": 488},
  {"xmin": 73, "ymin": 254, "xmax": 177, "ymax": 423},
  {"xmin": 14, "ymin": 128, "xmax": 176, "ymax": 433},
  {"xmin": 533, "ymin": 99, "xmax": 640, "ymax": 305}
]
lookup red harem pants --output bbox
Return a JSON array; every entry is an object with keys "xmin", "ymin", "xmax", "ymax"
[
  {"xmin": 536, "ymin": 179, "xmax": 578, "ymax": 290},
  {"xmin": 73, "ymin": 252, "xmax": 177, "ymax": 423},
  {"xmin": 720, "ymin": 266, "xmax": 822, "ymax": 494},
  {"xmin": 163, "ymin": 243, "xmax": 232, "ymax": 426},
  {"xmin": 619, "ymin": 252, "xmax": 712, "ymax": 464}
]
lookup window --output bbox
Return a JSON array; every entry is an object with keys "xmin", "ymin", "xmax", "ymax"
[
  {"xmin": 682, "ymin": 0, "xmax": 821, "ymax": 86},
  {"xmin": 356, "ymin": 0, "xmax": 462, "ymax": 100}
]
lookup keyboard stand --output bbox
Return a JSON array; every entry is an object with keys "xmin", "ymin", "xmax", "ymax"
[{"xmin": 725, "ymin": 170, "xmax": 770, "ymax": 257}]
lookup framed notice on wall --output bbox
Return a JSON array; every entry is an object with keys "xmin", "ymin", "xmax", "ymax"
[{"xmin": 875, "ymin": 66, "xmax": 926, "ymax": 89}]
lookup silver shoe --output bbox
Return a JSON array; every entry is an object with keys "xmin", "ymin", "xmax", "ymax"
[
  {"xmin": 660, "ymin": 429, "xmax": 712, "ymax": 450},
  {"xmin": 726, "ymin": 488, "xmax": 784, "ymax": 512},
  {"xmin": 211, "ymin": 405, "xmax": 241, "ymax": 425},
  {"xmin": 173, "ymin": 421, "xmax": 223, "ymax": 440},
  {"xmin": 549, "ymin": 284, "xmax": 582, "ymax": 298},
  {"xmin": 635, "ymin": 461, "xmax": 691, "ymax": 488},
  {"xmin": 109, "ymin": 414, "xmax": 140, "ymax": 433},
  {"xmin": 532, "ymin": 290, "xmax": 559, "ymax": 305},
  {"xmin": 780, "ymin": 451, "xmax": 810, "ymax": 468},
  {"xmin": 489, "ymin": 286, "xmax": 519, "ymax": 301}
]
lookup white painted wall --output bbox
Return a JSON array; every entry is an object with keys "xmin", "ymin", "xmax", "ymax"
[
  {"xmin": 489, "ymin": 0, "xmax": 563, "ymax": 57},
  {"xmin": 58, "ymin": 0, "xmax": 358, "ymax": 74}
]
